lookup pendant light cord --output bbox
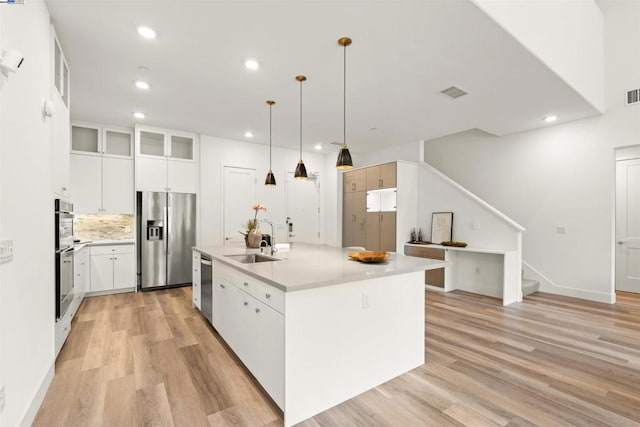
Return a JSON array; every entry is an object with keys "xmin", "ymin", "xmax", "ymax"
[
  {"xmin": 343, "ymin": 42, "xmax": 347, "ymax": 146},
  {"xmin": 269, "ymin": 103, "xmax": 272, "ymax": 169},
  {"xmin": 299, "ymin": 79, "xmax": 303, "ymax": 160}
]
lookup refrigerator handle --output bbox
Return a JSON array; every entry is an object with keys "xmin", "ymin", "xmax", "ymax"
[{"xmin": 165, "ymin": 203, "xmax": 169, "ymax": 255}]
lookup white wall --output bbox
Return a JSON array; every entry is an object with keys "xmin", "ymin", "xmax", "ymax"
[
  {"xmin": 422, "ymin": 1, "xmax": 640, "ymax": 303},
  {"xmin": 0, "ymin": 1, "xmax": 56, "ymax": 425},
  {"xmin": 358, "ymin": 141, "xmax": 422, "ymax": 167},
  {"xmin": 472, "ymin": 0, "xmax": 604, "ymax": 112},
  {"xmin": 199, "ymin": 135, "xmax": 337, "ymax": 246}
]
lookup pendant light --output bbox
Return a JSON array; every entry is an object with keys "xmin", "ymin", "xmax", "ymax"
[
  {"xmin": 336, "ymin": 37, "xmax": 354, "ymax": 170},
  {"xmin": 294, "ymin": 75, "xmax": 308, "ymax": 179},
  {"xmin": 265, "ymin": 100, "xmax": 277, "ymax": 186}
]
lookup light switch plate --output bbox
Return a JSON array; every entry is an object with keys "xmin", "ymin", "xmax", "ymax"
[
  {"xmin": 556, "ymin": 226, "xmax": 567, "ymax": 235},
  {"xmin": 0, "ymin": 240, "xmax": 13, "ymax": 264}
]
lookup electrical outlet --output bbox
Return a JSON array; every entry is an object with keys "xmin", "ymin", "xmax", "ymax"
[
  {"xmin": 362, "ymin": 292, "xmax": 370, "ymax": 309},
  {"xmin": 0, "ymin": 385, "xmax": 5, "ymax": 413},
  {"xmin": 475, "ymin": 267, "xmax": 480, "ymax": 274},
  {"xmin": 556, "ymin": 226, "xmax": 567, "ymax": 235},
  {"xmin": 471, "ymin": 222, "xmax": 480, "ymax": 230},
  {"xmin": 0, "ymin": 240, "xmax": 13, "ymax": 264}
]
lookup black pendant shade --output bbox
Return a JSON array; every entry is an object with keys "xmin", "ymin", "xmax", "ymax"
[
  {"xmin": 265, "ymin": 169, "xmax": 276, "ymax": 186},
  {"xmin": 294, "ymin": 160, "xmax": 307, "ymax": 179},
  {"xmin": 336, "ymin": 144, "xmax": 353, "ymax": 170},
  {"xmin": 294, "ymin": 75, "xmax": 308, "ymax": 180},
  {"xmin": 336, "ymin": 37, "xmax": 355, "ymax": 170},
  {"xmin": 265, "ymin": 100, "xmax": 277, "ymax": 186}
]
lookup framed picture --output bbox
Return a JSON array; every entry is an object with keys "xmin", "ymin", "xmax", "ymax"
[{"xmin": 431, "ymin": 212, "xmax": 453, "ymax": 244}]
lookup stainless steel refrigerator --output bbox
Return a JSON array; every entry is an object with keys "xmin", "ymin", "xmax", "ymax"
[{"xmin": 137, "ymin": 191, "xmax": 196, "ymax": 290}]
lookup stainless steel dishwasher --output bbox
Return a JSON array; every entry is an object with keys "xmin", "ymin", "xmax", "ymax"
[{"xmin": 200, "ymin": 256, "xmax": 213, "ymax": 324}]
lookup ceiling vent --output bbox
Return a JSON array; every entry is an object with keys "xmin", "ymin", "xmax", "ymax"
[
  {"xmin": 440, "ymin": 86, "xmax": 468, "ymax": 99},
  {"xmin": 625, "ymin": 88, "xmax": 640, "ymax": 106}
]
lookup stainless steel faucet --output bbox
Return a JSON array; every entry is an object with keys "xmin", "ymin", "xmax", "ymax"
[{"xmin": 259, "ymin": 219, "xmax": 277, "ymax": 255}]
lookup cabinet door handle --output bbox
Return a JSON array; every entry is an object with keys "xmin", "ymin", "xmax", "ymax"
[
  {"xmin": 265, "ymin": 293, "xmax": 271, "ymax": 299},
  {"xmin": 244, "ymin": 282, "xmax": 248, "ymax": 287},
  {"xmin": 244, "ymin": 301, "xmax": 248, "ymax": 306},
  {"xmin": 220, "ymin": 284, "xmax": 225, "ymax": 289},
  {"xmin": 352, "ymin": 182, "xmax": 356, "ymax": 190},
  {"xmin": 255, "ymin": 308, "xmax": 260, "ymax": 313},
  {"xmin": 113, "ymin": 257, "xmax": 118, "ymax": 260}
]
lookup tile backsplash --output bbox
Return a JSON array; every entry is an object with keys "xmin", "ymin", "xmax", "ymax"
[{"xmin": 75, "ymin": 214, "xmax": 134, "ymax": 241}]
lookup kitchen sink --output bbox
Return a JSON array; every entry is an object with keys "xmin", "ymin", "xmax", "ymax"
[{"xmin": 225, "ymin": 253, "xmax": 281, "ymax": 264}]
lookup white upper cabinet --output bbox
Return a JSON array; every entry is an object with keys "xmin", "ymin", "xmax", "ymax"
[
  {"xmin": 71, "ymin": 122, "xmax": 133, "ymax": 158},
  {"xmin": 70, "ymin": 122, "xmax": 134, "ymax": 214},
  {"xmin": 51, "ymin": 25, "xmax": 71, "ymax": 198},
  {"xmin": 135, "ymin": 126, "xmax": 198, "ymax": 193}
]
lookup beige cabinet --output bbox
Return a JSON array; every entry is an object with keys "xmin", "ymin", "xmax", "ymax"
[
  {"xmin": 343, "ymin": 191, "xmax": 367, "ymax": 248},
  {"xmin": 343, "ymin": 169, "xmax": 367, "ymax": 193},
  {"xmin": 366, "ymin": 162, "xmax": 396, "ymax": 190},
  {"xmin": 366, "ymin": 212, "xmax": 396, "ymax": 252}
]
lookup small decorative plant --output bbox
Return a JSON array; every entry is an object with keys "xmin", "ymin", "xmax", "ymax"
[{"xmin": 240, "ymin": 203, "xmax": 266, "ymax": 247}]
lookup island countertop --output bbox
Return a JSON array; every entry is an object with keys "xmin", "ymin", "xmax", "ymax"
[{"xmin": 193, "ymin": 243, "xmax": 446, "ymax": 292}]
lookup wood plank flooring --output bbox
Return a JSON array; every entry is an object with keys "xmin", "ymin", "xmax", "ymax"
[{"xmin": 33, "ymin": 289, "xmax": 640, "ymax": 426}]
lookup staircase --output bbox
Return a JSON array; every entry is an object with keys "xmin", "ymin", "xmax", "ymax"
[{"xmin": 522, "ymin": 278, "xmax": 540, "ymax": 297}]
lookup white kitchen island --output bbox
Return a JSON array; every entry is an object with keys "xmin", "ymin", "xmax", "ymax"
[{"xmin": 193, "ymin": 243, "xmax": 445, "ymax": 426}]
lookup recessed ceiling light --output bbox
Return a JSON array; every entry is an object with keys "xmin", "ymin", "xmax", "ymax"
[
  {"xmin": 244, "ymin": 59, "xmax": 259, "ymax": 70},
  {"xmin": 244, "ymin": 131, "xmax": 254, "ymax": 138},
  {"xmin": 135, "ymin": 80, "xmax": 150, "ymax": 90},
  {"xmin": 314, "ymin": 144, "xmax": 322, "ymax": 150},
  {"xmin": 544, "ymin": 115, "xmax": 557, "ymax": 123},
  {"xmin": 137, "ymin": 26, "xmax": 156, "ymax": 39},
  {"xmin": 134, "ymin": 112, "xmax": 146, "ymax": 119}
]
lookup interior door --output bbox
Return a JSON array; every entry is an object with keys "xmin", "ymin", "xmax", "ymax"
[
  {"xmin": 223, "ymin": 167, "xmax": 256, "ymax": 244},
  {"xmin": 616, "ymin": 158, "xmax": 640, "ymax": 292},
  {"xmin": 285, "ymin": 172, "xmax": 320, "ymax": 243}
]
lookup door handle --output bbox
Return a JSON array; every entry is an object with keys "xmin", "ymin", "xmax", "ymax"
[{"xmin": 617, "ymin": 241, "xmax": 626, "ymax": 245}]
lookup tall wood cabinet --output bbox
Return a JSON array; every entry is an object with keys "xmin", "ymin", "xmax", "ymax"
[
  {"xmin": 342, "ymin": 169, "xmax": 367, "ymax": 248},
  {"xmin": 342, "ymin": 161, "xmax": 418, "ymax": 252}
]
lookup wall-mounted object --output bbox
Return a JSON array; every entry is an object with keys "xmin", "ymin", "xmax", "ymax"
[
  {"xmin": 336, "ymin": 37, "xmax": 354, "ymax": 170},
  {"xmin": 431, "ymin": 212, "xmax": 453, "ymax": 244},
  {"xmin": 0, "ymin": 48, "xmax": 23, "ymax": 74},
  {"xmin": 42, "ymin": 99, "xmax": 54, "ymax": 117},
  {"xmin": 294, "ymin": 75, "xmax": 308, "ymax": 180},
  {"xmin": 265, "ymin": 100, "xmax": 277, "ymax": 186}
]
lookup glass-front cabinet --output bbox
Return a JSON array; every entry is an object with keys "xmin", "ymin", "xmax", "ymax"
[
  {"xmin": 136, "ymin": 127, "xmax": 195, "ymax": 162},
  {"xmin": 71, "ymin": 122, "xmax": 133, "ymax": 158}
]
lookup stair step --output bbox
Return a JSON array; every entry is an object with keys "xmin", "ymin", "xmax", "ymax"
[{"xmin": 522, "ymin": 278, "xmax": 540, "ymax": 297}]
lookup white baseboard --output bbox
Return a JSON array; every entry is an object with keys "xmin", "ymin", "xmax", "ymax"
[
  {"xmin": 425, "ymin": 284, "xmax": 444, "ymax": 292},
  {"xmin": 20, "ymin": 361, "xmax": 54, "ymax": 427},
  {"xmin": 522, "ymin": 261, "xmax": 615, "ymax": 304},
  {"xmin": 538, "ymin": 282, "xmax": 616, "ymax": 304}
]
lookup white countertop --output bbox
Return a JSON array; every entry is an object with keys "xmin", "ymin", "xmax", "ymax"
[
  {"xmin": 404, "ymin": 242, "xmax": 514, "ymax": 255},
  {"xmin": 194, "ymin": 243, "xmax": 445, "ymax": 292},
  {"xmin": 74, "ymin": 239, "xmax": 135, "ymax": 251}
]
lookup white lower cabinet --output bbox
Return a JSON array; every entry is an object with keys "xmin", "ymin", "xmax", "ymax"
[
  {"xmin": 192, "ymin": 251, "xmax": 201, "ymax": 309},
  {"xmin": 90, "ymin": 244, "xmax": 135, "ymax": 292},
  {"xmin": 256, "ymin": 301, "xmax": 285, "ymax": 406},
  {"xmin": 210, "ymin": 263, "xmax": 285, "ymax": 409}
]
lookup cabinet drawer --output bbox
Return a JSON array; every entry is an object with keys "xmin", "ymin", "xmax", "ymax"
[
  {"xmin": 91, "ymin": 244, "xmax": 134, "ymax": 255},
  {"xmin": 256, "ymin": 283, "xmax": 285, "ymax": 314}
]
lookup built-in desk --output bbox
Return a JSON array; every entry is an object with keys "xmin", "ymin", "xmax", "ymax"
[{"xmin": 405, "ymin": 243, "xmax": 521, "ymax": 306}]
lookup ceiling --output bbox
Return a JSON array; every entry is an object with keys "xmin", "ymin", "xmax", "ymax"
[{"xmin": 47, "ymin": 0, "xmax": 600, "ymax": 155}]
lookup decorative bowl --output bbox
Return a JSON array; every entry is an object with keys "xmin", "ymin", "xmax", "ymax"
[{"xmin": 348, "ymin": 251, "xmax": 390, "ymax": 263}]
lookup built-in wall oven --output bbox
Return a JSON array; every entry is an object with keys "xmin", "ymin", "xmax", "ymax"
[{"xmin": 55, "ymin": 199, "xmax": 74, "ymax": 320}]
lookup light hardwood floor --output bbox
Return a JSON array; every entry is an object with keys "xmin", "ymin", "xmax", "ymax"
[{"xmin": 34, "ymin": 289, "xmax": 640, "ymax": 426}]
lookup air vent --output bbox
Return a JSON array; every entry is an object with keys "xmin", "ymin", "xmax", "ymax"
[
  {"xmin": 626, "ymin": 89, "xmax": 640, "ymax": 106},
  {"xmin": 440, "ymin": 86, "xmax": 468, "ymax": 99}
]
